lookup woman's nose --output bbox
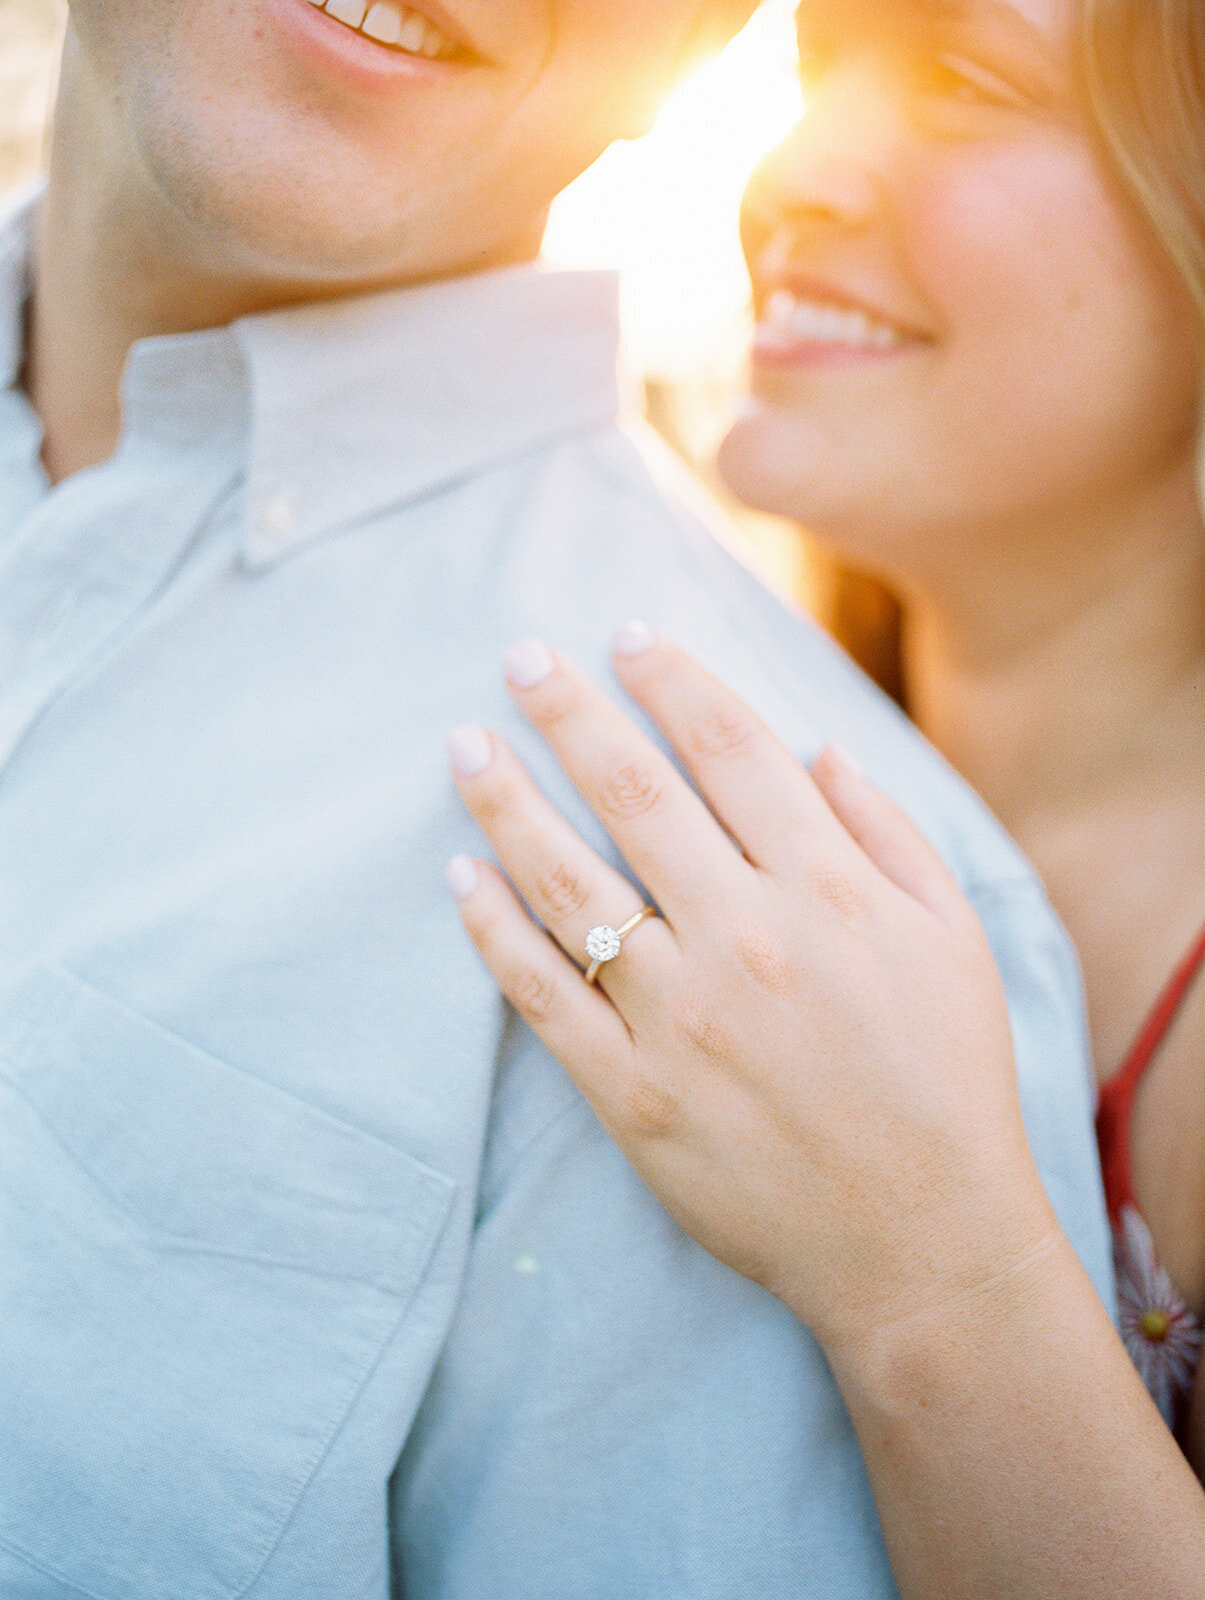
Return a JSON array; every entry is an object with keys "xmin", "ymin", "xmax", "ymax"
[{"xmin": 741, "ymin": 68, "xmax": 890, "ymax": 254}]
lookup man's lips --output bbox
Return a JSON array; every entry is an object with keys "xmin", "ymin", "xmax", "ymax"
[{"xmin": 302, "ymin": 0, "xmax": 468, "ymax": 60}]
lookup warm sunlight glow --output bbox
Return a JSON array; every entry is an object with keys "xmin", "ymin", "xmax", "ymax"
[{"xmin": 544, "ymin": 0, "xmax": 802, "ymax": 380}]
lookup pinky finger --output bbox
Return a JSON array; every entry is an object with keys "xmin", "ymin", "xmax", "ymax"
[{"xmin": 447, "ymin": 854, "xmax": 632, "ymax": 1071}]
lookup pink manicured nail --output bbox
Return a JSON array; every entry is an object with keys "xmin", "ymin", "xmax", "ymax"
[
  {"xmin": 612, "ymin": 621, "xmax": 654, "ymax": 658},
  {"xmin": 447, "ymin": 724, "xmax": 493, "ymax": 778},
  {"xmin": 446, "ymin": 854, "xmax": 479, "ymax": 901},
  {"xmin": 503, "ymin": 638, "xmax": 555, "ymax": 689}
]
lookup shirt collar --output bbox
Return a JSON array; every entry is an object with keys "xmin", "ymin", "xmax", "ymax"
[
  {"xmin": 234, "ymin": 264, "xmax": 624, "ymax": 568},
  {"xmin": 0, "ymin": 179, "xmax": 42, "ymax": 390},
  {"xmin": 0, "ymin": 182, "xmax": 624, "ymax": 568}
]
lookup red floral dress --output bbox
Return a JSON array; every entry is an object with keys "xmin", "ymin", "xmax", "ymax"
[{"xmin": 1095, "ymin": 922, "xmax": 1205, "ymax": 1433}]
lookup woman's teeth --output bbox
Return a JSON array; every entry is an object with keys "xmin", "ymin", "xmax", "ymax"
[
  {"xmin": 760, "ymin": 289, "xmax": 904, "ymax": 350},
  {"xmin": 305, "ymin": 0, "xmax": 458, "ymax": 58}
]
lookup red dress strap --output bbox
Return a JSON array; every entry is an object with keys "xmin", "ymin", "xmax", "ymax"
[{"xmin": 1096, "ymin": 918, "xmax": 1205, "ymax": 1224}]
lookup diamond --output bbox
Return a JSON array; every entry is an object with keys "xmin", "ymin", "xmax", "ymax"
[{"xmin": 585, "ymin": 925, "xmax": 622, "ymax": 964}]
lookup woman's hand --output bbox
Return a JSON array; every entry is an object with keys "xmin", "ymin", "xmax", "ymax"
[{"xmin": 446, "ymin": 626, "xmax": 1060, "ymax": 1360}]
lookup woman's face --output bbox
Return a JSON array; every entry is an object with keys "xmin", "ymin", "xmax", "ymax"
[{"xmin": 719, "ymin": 0, "xmax": 1203, "ymax": 587}]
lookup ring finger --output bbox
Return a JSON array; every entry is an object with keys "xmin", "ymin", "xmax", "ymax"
[{"xmin": 447, "ymin": 722, "xmax": 674, "ymax": 1007}]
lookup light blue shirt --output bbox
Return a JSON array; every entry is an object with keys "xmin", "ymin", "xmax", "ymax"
[{"xmin": 0, "ymin": 183, "xmax": 1111, "ymax": 1600}]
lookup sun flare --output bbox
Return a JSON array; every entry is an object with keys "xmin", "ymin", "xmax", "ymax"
[{"xmin": 544, "ymin": 0, "xmax": 802, "ymax": 380}]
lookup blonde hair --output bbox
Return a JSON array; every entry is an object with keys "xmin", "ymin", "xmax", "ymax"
[
  {"xmin": 1083, "ymin": 0, "xmax": 1205, "ymax": 327},
  {"xmin": 820, "ymin": 0, "xmax": 1205, "ymax": 702}
]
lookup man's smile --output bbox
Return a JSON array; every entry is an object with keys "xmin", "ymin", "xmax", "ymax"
[{"xmin": 304, "ymin": 0, "xmax": 462, "ymax": 60}]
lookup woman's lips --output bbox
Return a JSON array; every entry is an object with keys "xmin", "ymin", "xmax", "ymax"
[{"xmin": 753, "ymin": 287, "xmax": 917, "ymax": 363}]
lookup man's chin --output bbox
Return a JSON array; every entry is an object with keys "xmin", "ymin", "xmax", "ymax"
[{"xmin": 131, "ymin": 140, "xmax": 544, "ymax": 307}]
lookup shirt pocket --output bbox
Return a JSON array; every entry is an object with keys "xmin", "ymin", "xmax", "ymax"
[{"xmin": 0, "ymin": 965, "xmax": 455, "ymax": 1600}]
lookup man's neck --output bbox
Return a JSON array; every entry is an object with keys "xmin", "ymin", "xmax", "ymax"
[
  {"xmin": 28, "ymin": 204, "xmax": 172, "ymax": 483},
  {"xmin": 27, "ymin": 121, "xmax": 259, "ymax": 483},
  {"xmin": 26, "ymin": 142, "xmax": 331, "ymax": 484}
]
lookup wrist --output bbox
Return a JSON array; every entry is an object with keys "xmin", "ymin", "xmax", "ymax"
[{"xmin": 792, "ymin": 1180, "xmax": 1069, "ymax": 1382}]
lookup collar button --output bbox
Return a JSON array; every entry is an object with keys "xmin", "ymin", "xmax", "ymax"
[{"xmin": 257, "ymin": 493, "xmax": 298, "ymax": 548}]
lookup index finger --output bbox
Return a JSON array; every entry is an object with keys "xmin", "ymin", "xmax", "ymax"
[{"xmin": 501, "ymin": 638, "xmax": 747, "ymax": 920}]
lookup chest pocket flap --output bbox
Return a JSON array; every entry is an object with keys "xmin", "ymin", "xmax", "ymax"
[{"xmin": 0, "ymin": 965, "xmax": 454, "ymax": 1600}]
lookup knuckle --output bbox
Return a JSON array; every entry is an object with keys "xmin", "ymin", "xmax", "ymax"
[
  {"xmin": 616, "ymin": 1070, "xmax": 681, "ymax": 1138},
  {"xmin": 535, "ymin": 859, "xmax": 592, "ymax": 920},
  {"xmin": 730, "ymin": 922, "xmax": 797, "ymax": 996},
  {"xmin": 685, "ymin": 701, "xmax": 759, "ymax": 762},
  {"xmin": 808, "ymin": 863, "xmax": 864, "ymax": 922},
  {"xmin": 671, "ymin": 989, "xmax": 737, "ymax": 1064},
  {"xmin": 598, "ymin": 761, "xmax": 666, "ymax": 824},
  {"xmin": 508, "ymin": 964, "xmax": 559, "ymax": 1026}
]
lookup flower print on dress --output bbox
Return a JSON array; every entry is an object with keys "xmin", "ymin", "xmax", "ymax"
[{"xmin": 1113, "ymin": 1204, "xmax": 1203, "ymax": 1430}]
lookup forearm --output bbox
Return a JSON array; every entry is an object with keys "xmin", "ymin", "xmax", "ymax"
[{"xmin": 819, "ymin": 1229, "xmax": 1205, "ymax": 1600}]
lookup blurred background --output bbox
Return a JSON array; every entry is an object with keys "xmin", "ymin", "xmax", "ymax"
[
  {"xmin": 1, "ymin": 0, "xmax": 61, "ymax": 186},
  {"xmin": 0, "ymin": 0, "xmax": 807, "ymax": 593}
]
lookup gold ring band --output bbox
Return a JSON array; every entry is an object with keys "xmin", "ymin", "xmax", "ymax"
[{"xmin": 584, "ymin": 905, "xmax": 659, "ymax": 984}]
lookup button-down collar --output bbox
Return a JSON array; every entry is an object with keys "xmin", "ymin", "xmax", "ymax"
[
  {"xmin": 234, "ymin": 264, "xmax": 623, "ymax": 568},
  {"xmin": 0, "ymin": 183, "xmax": 623, "ymax": 575}
]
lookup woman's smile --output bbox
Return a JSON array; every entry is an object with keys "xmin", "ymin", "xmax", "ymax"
[
  {"xmin": 720, "ymin": 0, "xmax": 1201, "ymax": 588},
  {"xmin": 752, "ymin": 284, "xmax": 920, "ymax": 364}
]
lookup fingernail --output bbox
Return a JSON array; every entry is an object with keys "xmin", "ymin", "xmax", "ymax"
[
  {"xmin": 612, "ymin": 621, "xmax": 654, "ymax": 658},
  {"xmin": 828, "ymin": 741, "xmax": 866, "ymax": 777},
  {"xmin": 503, "ymin": 637, "xmax": 555, "ymax": 689},
  {"xmin": 446, "ymin": 854, "xmax": 479, "ymax": 901},
  {"xmin": 447, "ymin": 723, "xmax": 493, "ymax": 778}
]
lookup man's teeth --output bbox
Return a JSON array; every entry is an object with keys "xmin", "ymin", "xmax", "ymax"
[
  {"xmin": 305, "ymin": 0, "xmax": 458, "ymax": 58},
  {"xmin": 761, "ymin": 290, "xmax": 904, "ymax": 350}
]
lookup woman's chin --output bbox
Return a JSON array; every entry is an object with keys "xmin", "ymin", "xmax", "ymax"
[
  {"xmin": 716, "ymin": 405, "xmax": 951, "ymax": 582},
  {"xmin": 717, "ymin": 408, "xmax": 854, "ymax": 533}
]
